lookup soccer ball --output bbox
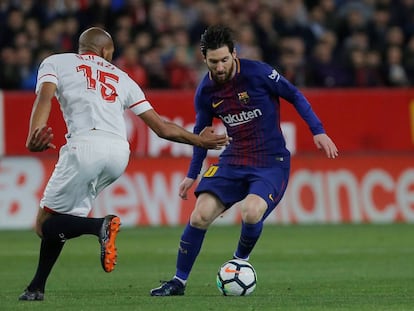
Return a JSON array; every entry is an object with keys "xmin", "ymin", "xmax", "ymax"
[{"xmin": 216, "ymin": 259, "xmax": 257, "ymax": 296}]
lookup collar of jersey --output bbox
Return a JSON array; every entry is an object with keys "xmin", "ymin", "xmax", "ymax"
[{"xmin": 80, "ymin": 52, "xmax": 99, "ymax": 56}]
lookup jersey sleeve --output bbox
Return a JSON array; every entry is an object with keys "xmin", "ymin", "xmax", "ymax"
[
  {"xmin": 125, "ymin": 77, "xmax": 153, "ymax": 115},
  {"xmin": 35, "ymin": 56, "xmax": 58, "ymax": 94},
  {"xmin": 186, "ymin": 89, "xmax": 213, "ymax": 179},
  {"xmin": 263, "ymin": 64, "xmax": 325, "ymax": 135}
]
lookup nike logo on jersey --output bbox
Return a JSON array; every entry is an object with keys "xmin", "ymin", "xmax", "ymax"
[
  {"xmin": 269, "ymin": 194, "xmax": 274, "ymax": 202},
  {"xmin": 212, "ymin": 99, "xmax": 224, "ymax": 108}
]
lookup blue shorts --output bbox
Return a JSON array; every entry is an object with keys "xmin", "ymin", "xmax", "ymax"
[{"xmin": 195, "ymin": 164, "xmax": 290, "ymax": 220}]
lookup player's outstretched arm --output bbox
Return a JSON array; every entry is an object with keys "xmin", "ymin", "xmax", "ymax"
[
  {"xmin": 313, "ymin": 133, "xmax": 338, "ymax": 158},
  {"xmin": 139, "ymin": 109, "xmax": 230, "ymax": 149},
  {"xmin": 26, "ymin": 82, "xmax": 56, "ymax": 152}
]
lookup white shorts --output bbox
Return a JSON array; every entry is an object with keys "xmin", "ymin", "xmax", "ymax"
[{"xmin": 40, "ymin": 130, "xmax": 130, "ymax": 217}]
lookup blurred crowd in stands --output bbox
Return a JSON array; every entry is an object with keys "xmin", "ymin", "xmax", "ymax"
[{"xmin": 1, "ymin": 0, "xmax": 414, "ymax": 90}]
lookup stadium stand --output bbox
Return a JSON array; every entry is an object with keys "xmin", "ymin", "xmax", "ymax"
[{"xmin": 1, "ymin": 0, "xmax": 414, "ymax": 89}]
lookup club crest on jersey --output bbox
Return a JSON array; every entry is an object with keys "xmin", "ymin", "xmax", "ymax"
[{"xmin": 237, "ymin": 91, "xmax": 250, "ymax": 105}]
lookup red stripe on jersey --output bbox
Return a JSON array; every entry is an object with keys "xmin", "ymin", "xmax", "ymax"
[
  {"xmin": 43, "ymin": 206, "xmax": 59, "ymax": 215},
  {"xmin": 130, "ymin": 99, "xmax": 147, "ymax": 109},
  {"xmin": 38, "ymin": 73, "xmax": 57, "ymax": 80},
  {"xmin": 80, "ymin": 52, "xmax": 98, "ymax": 56}
]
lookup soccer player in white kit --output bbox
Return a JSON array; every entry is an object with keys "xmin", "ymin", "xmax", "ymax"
[{"xmin": 19, "ymin": 27, "xmax": 230, "ymax": 301}]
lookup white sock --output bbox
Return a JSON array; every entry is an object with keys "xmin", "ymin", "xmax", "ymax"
[
  {"xmin": 233, "ymin": 253, "xmax": 250, "ymax": 261},
  {"xmin": 173, "ymin": 276, "xmax": 187, "ymax": 285}
]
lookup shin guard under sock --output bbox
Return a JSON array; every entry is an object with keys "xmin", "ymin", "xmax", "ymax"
[
  {"xmin": 27, "ymin": 238, "xmax": 65, "ymax": 292},
  {"xmin": 175, "ymin": 224, "xmax": 206, "ymax": 281},
  {"xmin": 234, "ymin": 221, "xmax": 263, "ymax": 260}
]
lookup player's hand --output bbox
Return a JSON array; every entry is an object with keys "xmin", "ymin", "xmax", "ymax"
[
  {"xmin": 313, "ymin": 133, "xmax": 338, "ymax": 159},
  {"xmin": 199, "ymin": 126, "xmax": 231, "ymax": 150},
  {"xmin": 179, "ymin": 177, "xmax": 196, "ymax": 200},
  {"xmin": 26, "ymin": 126, "xmax": 56, "ymax": 152}
]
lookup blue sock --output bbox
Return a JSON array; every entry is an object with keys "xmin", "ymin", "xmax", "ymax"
[
  {"xmin": 234, "ymin": 221, "xmax": 263, "ymax": 260},
  {"xmin": 175, "ymin": 223, "xmax": 206, "ymax": 281}
]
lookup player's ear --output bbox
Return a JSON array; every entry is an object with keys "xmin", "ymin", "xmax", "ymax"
[
  {"xmin": 102, "ymin": 46, "xmax": 113, "ymax": 62},
  {"xmin": 99, "ymin": 47, "xmax": 105, "ymax": 58},
  {"xmin": 232, "ymin": 48, "xmax": 237, "ymax": 58}
]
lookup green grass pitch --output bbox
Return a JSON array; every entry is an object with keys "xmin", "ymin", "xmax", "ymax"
[{"xmin": 1, "ymin": 224, "xmax": 413, "ymax": 311}]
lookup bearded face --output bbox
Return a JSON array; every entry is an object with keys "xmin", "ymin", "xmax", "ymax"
[{"xmin": 205, "ymin": 46, "xmax": 236, "ymax": 84}]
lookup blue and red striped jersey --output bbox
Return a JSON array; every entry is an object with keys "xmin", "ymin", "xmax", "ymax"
[{"xmin": 187, "ymin": 58, "xmax": 325, "ymax": 179}]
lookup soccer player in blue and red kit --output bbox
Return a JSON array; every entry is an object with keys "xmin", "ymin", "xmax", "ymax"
[{"xmin": 150, "ymin": 24, "xmax": 338, "ymax": 296}]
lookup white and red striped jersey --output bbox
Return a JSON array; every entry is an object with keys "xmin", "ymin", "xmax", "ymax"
[{"xmin": 36, "ymin": 52, "xmax": 152, "ymax": 140}]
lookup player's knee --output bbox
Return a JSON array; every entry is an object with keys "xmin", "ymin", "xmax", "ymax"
[
  {"xmin": 190, "ymin": 212, "xmax": 212, "ymax": 229},
  {"xmin": 240, "ymin": 195, "xmax": 267, "ymax": 223},
  {"xmin": 35, "ymin": 222, "xmax": 44, "ymax": 238},
  {"xmin": 241, "ymin": 206, "xmax": 264, "ymax": 224},
  {"xmin": 35, "ymin": 207, "xmax": 52, "ymax": 238}
]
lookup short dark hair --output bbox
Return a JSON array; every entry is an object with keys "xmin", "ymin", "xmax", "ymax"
[{"xmin": 200, "ymin": 24, "xmax": 235, "ymax": 57}]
